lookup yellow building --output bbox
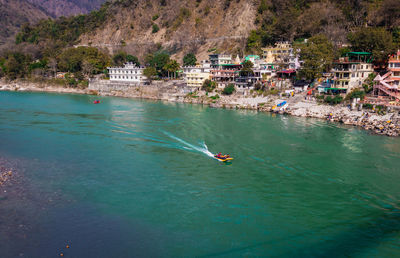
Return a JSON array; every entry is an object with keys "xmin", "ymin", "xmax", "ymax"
[
  {"xmin": 261, "ymin": 41, "xmax": 295, "ymax": 69},
  {"xmin": 183, "ymin": 64, "xmax": 211, "ymax": 88}
]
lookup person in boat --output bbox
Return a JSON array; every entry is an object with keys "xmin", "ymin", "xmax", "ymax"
[{"xmin": 217, "ymin": 152, "xmax": 222, "ymax": 158}]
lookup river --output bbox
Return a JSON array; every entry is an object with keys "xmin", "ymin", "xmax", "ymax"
[{"xmin": 0, "ymin": 91, "xmax": 399, "ymax": 257}]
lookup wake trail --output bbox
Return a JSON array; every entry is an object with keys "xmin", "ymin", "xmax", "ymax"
[{"xmin": 163, "ymin": 131, "xmax": 214, "ymax": 158}]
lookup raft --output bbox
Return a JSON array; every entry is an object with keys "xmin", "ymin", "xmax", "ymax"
[{"xmin": 214, "ymin": 155, "xmax": 233, "ymax": 162}]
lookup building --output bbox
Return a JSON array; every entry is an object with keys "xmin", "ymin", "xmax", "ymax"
[
  {"xmin": 261, "ymin": 42, "xmax": 299, "ymax": 70},
  {"xmin": 372, "ymin": 50, "xmax": 400, "ymax": 102},
  {"xmin": 183, "ymin": 61, "xmax": 211, "ymax": 88},
  {"xmin": 209, "ymin": 54, "xmax": 232, "ymax": 68},
  {"xmin": 331, "ymin": 52, "xmax": 374, "ymax": 93},
  {"xmin": 108, "ymin": 63, "xmax": 147, "ymax": 84},
  {"xmin": 211, "ymin": 64, "xmax": 241, "ymax": 89},
  {"xmin": 235, "ymin": 56, "xmax": 276, "ymax": 90}
]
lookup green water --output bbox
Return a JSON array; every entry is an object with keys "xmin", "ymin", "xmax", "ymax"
[{"xmin": 0, "ymin": 91, "xmax": 399, "ymax": 257}]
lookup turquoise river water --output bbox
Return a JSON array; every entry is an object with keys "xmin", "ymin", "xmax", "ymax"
[{"xmin": 0, "ymin": 91, "xmax": 400, "ymax": 257}]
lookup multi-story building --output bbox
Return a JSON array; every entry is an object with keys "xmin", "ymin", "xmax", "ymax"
[
  {"xmin": 211, "ymin": 64, "xmax": 241, "ymax": 89},
  {"xmin": 331, "ymin": 52, "xmax": 374, "ymax": 93},
  {"xmin": 235, "ymin": 55, "xmax": 276, "ymax": 90},
  {"xmin": 183, "ymin": 61, "xmax": 211, "ymax": 88},
  {"xmin": 108, "ymin": 63, "xmax": 147, "ymax": 84},
  {"xmin": 373, "ymin": 50, "xmax": 400, "ymax": 102},
  {"xmin": 261, "ymin": 42, "xmax": 299, "ymax": 70},
  {"xmin": 209, "ymin": 54, "xmax": 232, "ymax": 68}
]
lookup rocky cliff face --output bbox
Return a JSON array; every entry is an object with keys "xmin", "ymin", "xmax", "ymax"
[
  {"xmin": 26, "ymin": 0, "xmax": 106, "ymax": 17},
  {"xmin": 0, "ymin": 0, "xmax": 49, "ymax": 46},
  {"xmin": 78, "ymin": 0, "xmax": 258, "ymax": 61}
]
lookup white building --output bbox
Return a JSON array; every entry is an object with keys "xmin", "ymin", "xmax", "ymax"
[
  {"xmin": 331, "ymin": 53, "xmax": 374, "ymax": 92},
  {"xmin": 209, "ymin": 54, "xmax": 232, "ymax": 68},
  {"xmin": 108, "ymin": 63, "xmax": 147, "ymax": 84}
]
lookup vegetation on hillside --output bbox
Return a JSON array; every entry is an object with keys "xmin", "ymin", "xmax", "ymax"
[{"xmin": 248, "ymin": 0, "xmax": 400, "ymax": 58}]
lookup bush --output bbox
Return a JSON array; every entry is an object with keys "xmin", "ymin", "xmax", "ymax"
[
  {"xmin": 222, "ymin": 84, "xmax": 235, "ymax": 95},
  {"xmin": 325, "ymin": 95, "xmax": 343, "ymax": 105},
  {"xmin": 210, "ymin": 94, "xmax": 220, "ymax": 100},
  {"xmin": 202, "ymin": 79, "xmax": 216, "ymax": 92},
  {"xmin": 152, "ymin": 14, "xmax": 159, "ymax": 21},
  {"xmin": 152, "ymin": 24, "xmax": 160, "ymax": 33},
  {"xmin": 346, "ymin": 89, "xmax": 365, "ymax": 100}
]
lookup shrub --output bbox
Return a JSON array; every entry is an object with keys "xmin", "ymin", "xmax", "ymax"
[
  {"xmin": 152, "ymin": 14, "xmax": 159, "ymax": 21},
  {"xmin": 325, "ymin": 95, "xmax": 343, "ymax": 105},
  {"xmin": 152, "ymin": 24, "xmax": 160, "ymax": 33},
  {"xmin": 202, "ymin": 79, "xmax": 216, "ymax": 92},
  {"xmin": 346, "ymin": 89, "xmax": 365, "ymax": 100},
  {"xmin": 222, "ymin": 84, "xmax": 235, "ymax": 95}
]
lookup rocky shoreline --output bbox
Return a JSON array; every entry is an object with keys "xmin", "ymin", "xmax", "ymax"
[{"xmin": 1, "ymin": 79, "xmax": 400, "ymax": 137}]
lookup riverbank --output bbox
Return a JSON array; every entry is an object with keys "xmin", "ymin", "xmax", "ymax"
[{"xmin": 1, "ymin": 79, "xmax": 400, "ymax": 136}]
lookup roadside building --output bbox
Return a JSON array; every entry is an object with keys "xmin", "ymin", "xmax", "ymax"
[
  {"xmin": 108, "ymin": 63, "xmax": 147, "ymax": 84},
  {"xmin": 183, "ymin": 61, "xmax": 211, "ymax": 88},
  {"xmin": 331, "ymin": 52, "xmax": 374, "ymax": 93}
]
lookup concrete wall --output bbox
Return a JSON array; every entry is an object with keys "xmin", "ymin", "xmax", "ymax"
[{"xmin": 88, "ymin": 79, "xmax": 195, "ymax": 101}]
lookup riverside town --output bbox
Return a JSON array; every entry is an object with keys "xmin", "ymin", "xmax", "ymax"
[{"xmin": 1, "ymin": 1, "xmax": 400, "ymax": 257}]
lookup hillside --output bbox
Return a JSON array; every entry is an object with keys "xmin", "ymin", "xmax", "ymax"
[
  {"xmin": 9, "ymin": 0, "xmax": 400, "ymax": 63},
  {"xmin": 75, "ymin": 0, "xmax": 400, "ymax": 60},
  {"xmin": 0, "ymin": 0, "xmax": 49, "ymax": 46},
  {"xmin": 26, "ymin": 0, "xmax": 106, "ymax": 17},
  {"xmin": 77, "ymin": 0, "xmax": 258, "ymax": 61}
]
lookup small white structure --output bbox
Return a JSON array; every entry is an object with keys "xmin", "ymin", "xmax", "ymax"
[{"xmin": 108, "ymin": 63, "xmax": 147, "ymax": 84}]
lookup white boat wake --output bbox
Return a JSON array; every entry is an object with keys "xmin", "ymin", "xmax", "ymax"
[{"xmin": 163, "ymin": 131, "xmax": 214, "ymax": 158}]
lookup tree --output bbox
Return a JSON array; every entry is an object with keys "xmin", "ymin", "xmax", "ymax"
[
  {"xmin": 296, "ymin": 34, "xmax": 334, "ymax": 81},
  {"xmin": 2, "ymin": 52, "xmax": 31, "ymax": 80},
  {"xmin": 240, "ymin": 60, "xmax": 254, "ymax": 76},
  {"xmin": 112, "ymin": 51, "xmax": 127, "ymax": 66},
  {"xmin": 146, "ymin": 52, "xmax": 171, "ymax": 77},
  {"xmin": 48, "ymin": 58, "xmax": 58, "ymax": 78},
  {"xmin": 222, "ymin": 84, "xmax": 235, "ymax": 95},
  {"xmin": 126, "ymin": 55, "xmax": 140, "ymax": 66},
  {"xmin": 183, "ymin": 53, "xmax": 197, "ymax": 66},
  {"xmin": 347, "ymin": 27, "xmax": 395, "ymax": 62},
  {"xmin": 143, "ymin": 67, "xmax": 157, "ymax": 83},
  {"xmin": 202, "ymin": 79, "xmax": 217, "ymax": 92},
  {"xmin": 246, "ymin": 30, "xmax": 262, "ymax": 53},
  {"xmin": 57, "ymin": 47, "xmax": 110, "ymax": 76},
  {"xmin": 163, "ymin": 59, "xmax": 180, "ymax": 79}
]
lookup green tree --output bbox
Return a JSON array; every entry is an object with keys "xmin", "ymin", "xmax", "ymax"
[
  {"xmin": 146, "ymin": 52, "xmax": 171, "ymax": 77},
  {"xmin": 240, "ymin": 60, "xmax": 254, "ymax": 76},
  {"xmin": 112, "ymin": 51, "xmax": 127, "ymax": 66},
  {"xmin": 202, "ymin": 79, "xmax": 217, "ymax": 92},
  {"xmin": 222, "ymin": 84, "xmax": 235, "ymax": 95},
  {"xmin": 2, "ymin": 52, "xmax": 31, "ymax": 79},
  {"xmin": 143, "ymin": 66, "xmax": 157, "ymax": 82},
  {"xmin": 126, "ymin": 55, "xmax": 140, "ymax": 66},
  {"xmin": 246, "ymin": 30, "xmax": 262, "ymax": 53},
  {"xmin": 163, "ymin": 59, "xmax": 180, "ymax": 79},
  {"xmin": 57, "ymin": 47, "xmax": 110, "ymax": 75},
  {"xmin": 347, "ymin": 27, "xmax": 395, "ymax": 62},
  {"xmin": 183, "ymin": 53, "xmax": 197, "ymax": 66},
  {"xmin": 296, "ymin": 34, "xmax": 334, "ymax": 81}
]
